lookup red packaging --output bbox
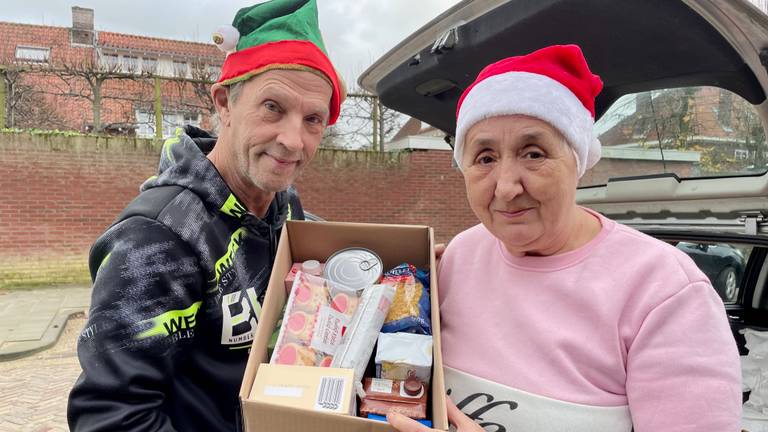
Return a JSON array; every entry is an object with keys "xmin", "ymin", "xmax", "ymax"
[{"xmin": 359, "ymin": 376, "xmax": 428, "ymax": 420}]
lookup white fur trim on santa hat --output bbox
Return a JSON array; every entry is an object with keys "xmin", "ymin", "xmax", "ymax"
[{"xmin": 455, "ymin": 71, "xmax": 601, "ymax": 178}]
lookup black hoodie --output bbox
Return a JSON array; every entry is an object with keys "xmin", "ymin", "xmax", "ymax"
[{"xmin": 68, "ymin": 126, "xmax": 304, "ymax": 431}]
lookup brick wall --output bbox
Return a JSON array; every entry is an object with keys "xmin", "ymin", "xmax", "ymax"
[
  {"xmin": 0, "ymin": 132, "xmax": 478, "ymax": 287},
  {"xmin": 295, "ymin": 149, "xmax": 477, "ymax": 239},
  {"xmin": 0, "ymin": 132, "xmax": 162, "ymax": 287}
]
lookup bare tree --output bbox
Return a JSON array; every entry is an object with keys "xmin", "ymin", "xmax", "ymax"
[
  {"xmin": 322, "ymin": 89, "xmax": 406, "ymax": 150},
  {"xmin": 0, "ymin": 58, "xmax": 67, "ymax": 130},
  {"xmin": 166, "ymin": 57, "xmax": 216, "ymax": 116},
  {"xmin": 599, "ymin": 86, "xmax": 768, "ymax": 174},
  {"xmin": 730, "ymin": 93, "xmax": 766, "ymax": 170},
  {"xmin": 39, "ymin": 53, "xmax": 145, "ymax": 132}
]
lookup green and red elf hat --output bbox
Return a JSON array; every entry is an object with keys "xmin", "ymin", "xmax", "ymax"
[{"xmin": 212, "ymin": 0, "xmax": 345, "ymax": 125}]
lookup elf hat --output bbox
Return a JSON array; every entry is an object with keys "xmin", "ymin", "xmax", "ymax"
[
  {"xmin": 213, "ymin": 0, "xmax": 345, "ymax": 125},
  {"xmin": 454, "ymin": 44, "xmax": 603, "ymax": 177}
]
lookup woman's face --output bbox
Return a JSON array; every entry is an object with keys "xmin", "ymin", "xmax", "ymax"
[{"xmin": 461, "ymin": 115, "xmax": 580, "ymax": 255}]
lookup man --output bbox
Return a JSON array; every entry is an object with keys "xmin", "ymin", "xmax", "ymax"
[{"xmin": 67, "ymin": 1, "xmax": 344, "ymax": 430}]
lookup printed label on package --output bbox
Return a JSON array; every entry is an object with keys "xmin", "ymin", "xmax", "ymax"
[
  {"xmin": 370, "ymin": 378, "xmax": 394, "ymax": 394},
  {"xmin": 310, "ymin": 305, "xmax": 348, "ymax": 354}
]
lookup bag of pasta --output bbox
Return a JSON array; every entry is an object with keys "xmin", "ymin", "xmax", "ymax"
[{"xmin": 380, "ymin": 264, "xmax": 431, "ymax": 335}]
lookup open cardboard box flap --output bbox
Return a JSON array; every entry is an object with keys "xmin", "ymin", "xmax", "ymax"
[{"xmin": 239, "ymin": 220, "xmax": 448, "ymax": 431}]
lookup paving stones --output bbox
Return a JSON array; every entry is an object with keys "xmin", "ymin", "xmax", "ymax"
[
  {"xmin": 0, "ymin": 316, "xmax": 85, "ymax": 431},
  {"xmin": 0, "ymin": 288, "xmax": 90, "ymax": 360}
]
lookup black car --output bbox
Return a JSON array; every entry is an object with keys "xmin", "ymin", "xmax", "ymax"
[{"xmin": 675, "ymin": 242, "xmax": 746, "ymax": 302}]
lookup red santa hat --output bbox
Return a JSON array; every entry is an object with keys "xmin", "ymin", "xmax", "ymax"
[{"xmin": 454, "ymin": 45, "xmax": 604, "ymax": 177}]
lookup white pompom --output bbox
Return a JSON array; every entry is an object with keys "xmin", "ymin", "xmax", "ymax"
[{"xmin": 212, "ymin": 25, "xmax": 239, "ymax": 54}]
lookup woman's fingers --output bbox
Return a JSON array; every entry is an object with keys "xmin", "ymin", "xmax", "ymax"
[
  {"xmin": 386, "ymin": 412, "xmax": 433, "ymax": 432},
  {"xmin": 386, "ymin": 396, "xmax": 482, "ymax": 431},
  {"xmin": 446, "ymin": 396, "xmax": 483, "ymax": 431},
  {"xmin": 435, "ymin": 243, "xmax": 446, "ymax": 259}
]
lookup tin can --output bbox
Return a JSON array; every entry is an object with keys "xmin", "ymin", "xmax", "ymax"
[{"xmin": 324, "ymin": 247, "xmax": 383, "ymax": 289}]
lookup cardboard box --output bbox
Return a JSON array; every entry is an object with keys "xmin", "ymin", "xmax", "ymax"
[
  {"xmin": 249, "ymin": 364, "xmax": 356, "ymax": 415},
  {"xmin": 240, "ymin": 220, "xmax": 448, "ymax": 431}
]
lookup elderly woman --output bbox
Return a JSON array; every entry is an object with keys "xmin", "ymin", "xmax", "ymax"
[{"xmin": 388, "ymin": 45, "xmax": 741, "ymax": 431}]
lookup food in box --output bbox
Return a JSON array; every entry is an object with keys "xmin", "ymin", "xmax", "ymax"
[
  {"xmin": 359, "ymin": 376, "xmax": 428, "ymax": 420},
  {"xmin": 271, "ymin": 272, "xmax": 362, "ymax": 367},
  {"xmin": 249, "ymin": 364, "xmax": 356, "ymax": 415},
  {"xmin": 375, "ymin": 332, "xmax": 433, "ymax": 384}
]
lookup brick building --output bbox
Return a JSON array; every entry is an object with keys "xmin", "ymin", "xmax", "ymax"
[
  {"xmin": 0, "ymin": 6, "xmax": 224, "ymax": 136},
  {"xmin": 597, "ymin": 86, "xmax": 766, "ymax": 176}
]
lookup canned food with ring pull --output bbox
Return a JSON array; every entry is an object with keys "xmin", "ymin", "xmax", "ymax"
[{"xmin": 323, "ymin": 248, "xmax": 383, "ymax": 289}]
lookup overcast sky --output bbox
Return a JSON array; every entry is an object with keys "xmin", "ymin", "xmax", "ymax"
[{"xmin": 0, "ymin": 0, "xmax": 462, "ymax": 85}]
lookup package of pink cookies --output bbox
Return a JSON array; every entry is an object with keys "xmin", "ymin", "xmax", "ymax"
[{"xmin": 270, "ymin": 271, "xmax": 363, "ymax": 367}]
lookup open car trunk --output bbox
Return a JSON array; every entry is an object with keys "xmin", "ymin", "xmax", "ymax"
[{"xmin": 361, "ymin": 0, "xmax": 768, "ymax": 424}]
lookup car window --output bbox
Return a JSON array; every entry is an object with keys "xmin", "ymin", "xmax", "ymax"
[
  {"xmin": 582, "ymin": 87, "xmax": 767, "ymax": 187},
  {"xmin": 666, "ymin": 240, "xmax": 753, "ymax": 304}
]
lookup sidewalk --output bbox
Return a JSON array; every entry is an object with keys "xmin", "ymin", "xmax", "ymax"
[{"xmin": 0, "ymin": 287, "xmax": 91, "ymax": 361}]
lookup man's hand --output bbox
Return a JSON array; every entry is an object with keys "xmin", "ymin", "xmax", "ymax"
[{"xmin": 386, "ymin": 396, "xmax": 483, "ymax": 431}]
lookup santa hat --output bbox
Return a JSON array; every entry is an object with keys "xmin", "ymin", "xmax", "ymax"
[
  {"xmin": 212, "ymin": 0, "xmax": 345, "ymax": 125},
  {"xmin": 454, "ymin": 45, "xmax": 603, "ymax": 177}
]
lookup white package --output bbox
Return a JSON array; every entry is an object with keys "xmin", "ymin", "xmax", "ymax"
[
  {"xmin": 743, "ymin": 329, "xmax": 768, "ymax": 411},
  {"xmin": 331, "ymin": 283, "xmax": 396, "ymax": 388},
  {"xmin": 742, "ymin": 328, "xmax": 768, "ymax": 431},
  {"xmin": 375, "ymin": 332, "xmax": 433, "ymax": 384}
]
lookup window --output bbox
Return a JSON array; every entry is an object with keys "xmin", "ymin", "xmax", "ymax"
[
  {"xmin": 100, "ymin": 53, "xmax": 120, "ymax": 71},
  {"xmin": 586, "ymin": 87, "xmax": 767, "ymax": 187},
  {"xmin": 667, "ymin": 241, "xmax": 752, "ymax": 303},
  {"xmin": 182, "ymin": 113, "xmax": 200, "ymax": 125},
  {"xmin": 735, "ymin": 149, "xmax": 750, "ymax": 160},
  {"xmin": 15, "ymin": 46, "xmax": 50, "ymax": 63},
  {"xmin": 207, "ymin": 65, "xmax": 222, "ymax": 80},
  {"xmin": 135, "ymin": 110, "xmax": 200, "ymax": 138},
  {"xmin": 173, "ymin": 60, "xmax": 189, "ymax": 77},
  {"xmin": 142, "ymin": 57, "xmax": 158, "ymax": 74},
  {"xmin": 122, "ymin": 56, "xmax": 139, "ymax": 72}
]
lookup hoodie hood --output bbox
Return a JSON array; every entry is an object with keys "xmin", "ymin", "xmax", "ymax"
[{"xmin": 141, "ymin": 125, "xmax": 291, "ymax": 235}]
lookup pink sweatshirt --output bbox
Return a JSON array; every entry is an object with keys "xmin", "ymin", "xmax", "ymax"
[{"xmin": 438, "ymin": 210, "xmax": 741, "ymax": 431}]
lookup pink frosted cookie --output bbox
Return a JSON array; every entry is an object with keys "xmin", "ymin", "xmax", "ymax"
[
  {"xmin": 292, "ymin": 275, "xmax": 329, "ymax": 313},
  {"xmin": 275, "ymin": 343, "xmax": 317, "ymax": 366},
  {"xmin": 285, "ymin": 311, "xmax": 316, "ymax": 343},
  {"xmin": 330, "ymin": 292, "xmax": 359, "ymax": 318}
]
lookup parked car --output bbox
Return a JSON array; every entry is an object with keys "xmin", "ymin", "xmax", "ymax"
[
  {"xmin": 361, "ymin": 0, "xmax": 768, "ymax": 426},
  {"xmin": 675, "ymin": 242, "xmax": 746, "ymax": 302}
]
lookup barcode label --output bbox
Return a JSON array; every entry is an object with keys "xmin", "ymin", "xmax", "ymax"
[{"xmin": 314, "ymin": 376, "xmax": 346, "ymax": 412}]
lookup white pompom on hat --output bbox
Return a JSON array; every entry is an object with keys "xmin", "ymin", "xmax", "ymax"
[
  {"xmin": 212, "ymin": 25, "xmax": 240, "ymax": 55},
  {"xmin": 454, "ymin": 44, "xmax": 604, "ymax": 178}
]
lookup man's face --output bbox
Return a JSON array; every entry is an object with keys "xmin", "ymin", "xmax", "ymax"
[
  {"xmin": 461, "ymin": 115, "xmax": 580, "ymax": 253},
  {"xmin": 222, "ymin": 70, "xmax": 332, "ymax": 193}
]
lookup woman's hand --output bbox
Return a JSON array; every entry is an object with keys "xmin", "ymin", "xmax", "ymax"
[
  {"xmin": 386, "ymin": 396, "xmax": 483, "ymax": 431},
  {"xmin": 435, "ymin": 243, "xmax": 446, "ymax": 268}
]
